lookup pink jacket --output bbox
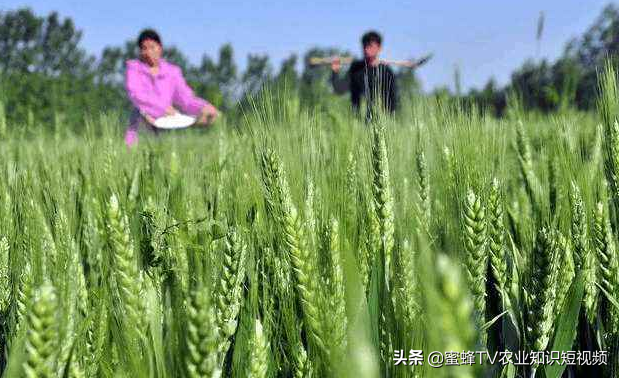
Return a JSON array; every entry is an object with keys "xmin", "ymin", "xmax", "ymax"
[{"xmin": 125, "ymin": 58, "xmax": 209, "ymax": 118}]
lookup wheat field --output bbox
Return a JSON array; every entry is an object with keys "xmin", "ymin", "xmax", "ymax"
[{"xmin": 2, "ymin": 64, "xmax": 619, "ymax": 378}]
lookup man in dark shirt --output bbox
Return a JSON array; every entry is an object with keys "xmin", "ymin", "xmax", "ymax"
[{"xmin": 331, "ymin": 31, "xmax": 398, "ymax": 120}]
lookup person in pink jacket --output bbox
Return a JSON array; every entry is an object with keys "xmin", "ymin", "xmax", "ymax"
[{"xmin": 124, "ymin": 29, "xmax": 219, "ymax": 147}]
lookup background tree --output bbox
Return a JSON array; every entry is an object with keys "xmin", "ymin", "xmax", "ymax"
[
  {"xmin": 241, "ymin": 54, "xmax": 272, "ymax": 97},
  {"xmin": 275, "ymin": 53, "xmax": 299, "ymax": 91},
  {"xmin": 0, "ymin": 8, "xmax": 93, "ymax": 75}
]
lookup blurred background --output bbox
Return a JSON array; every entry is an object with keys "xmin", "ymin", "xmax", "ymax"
[{"xmin": 0, "ymin": 0, "xmax": 618, "ymax": 125}]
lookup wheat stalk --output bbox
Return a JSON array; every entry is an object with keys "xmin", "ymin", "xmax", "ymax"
[{"xmin": 442, "ymin": 146, "xmax": 457, "ymax": 193}]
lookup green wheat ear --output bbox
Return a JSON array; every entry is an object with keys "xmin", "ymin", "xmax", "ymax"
[
  {"xmin": 67, "ymin": 360, "xmax": 86, "ymax": 378},
  {"xmin": 247, "ymin": 318, "xmax": 269, "ymax": 378},
  {"xmin": 0, "ymin": 236, "xmax": 9, "ymax": 315},
  {"xmin": 106, "ymin": 193, "xmax": 145, "ymax": 342},
  {"xmin": 345, "ymin": 151, "xmax": 358, "ymax": 227},
  {"xmin": 527, "ymin": 228, "xmax": 559, "ymax": 354},
  {"xmin": 214, "ymin": 227, "xmax": 248, "ymax": 358},
  {"xmin": 599, "ymin": 61, "xmax": 619, "ymax": 226},
  {"xmin": 186, "ymin": 285, "xmax": 221, "ymax": 378},
  {"xmin": 370, "ymin": 122, "xmax": 395, "ymax": 282},
  {"xmin": 593, "ymin": 201, "xmax": 619, "ymax": 333},
  {"xmin": 259, "ymin": 148, "xmax": 284, "ymax": 223},
  {"xmin": 282, "ymin": 189, "xmax": 326, "ymax": 356},
  {"xmin": 570, "ymin": 183, "xmax": 598, "ymax": 324},
  {"xmin": 462, "ymin": 187, "xmax": 488, "ymax": 348},
  {"xmin": 570, "ymin": 183, "xmax": 588, "ymax": 268},
  {"xmin": 266, "ymin": 147, "xmax": 326, "ymax": 357},
  {"xmin": 293, "ymin": 342, "xmax": 313, "ymax": 378},
  {"xmin": 23, "ymin": 282, "xmax": 58, "ymax": 378},
  {"xmin": 304, "ymin": 176, "xmax": 317, "ymax": 249},
  {"xmin": 488, "ymin": 179, "xmax": 508, "ymax": 304},
  {"xmin": 85, "ymin": 292, "xmax": 108, "ymax": 377},
  {"xmin": 435, "ymin": 253, "xmax": 475, "ymax": 378},
  {"xmin": 16, "ymin": 262, "xmax": 33, "ymax": 335},
  {"xmin": 554, "ymin": 232, "xmax": 575, "ymax": 317},
  {"xmin": 324, "ymin": 218, "xmax": 347, "ymax": 360},
  {"xmin": 515, "ymin": 121, "xmax": 540, "ymax": 210},
  {"xmin": 394, "ymin": 239, "xmax": 420, "ymax": 332},
  {"xmin": 416, "ymin": 149, "xmax": 430, "ymax": 222}
]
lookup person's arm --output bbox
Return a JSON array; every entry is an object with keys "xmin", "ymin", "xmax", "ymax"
[
  {"xmin": 172, "ymin": 67, "xmax": 210, "ymax": 115},
  {"xmin": 124, "ymin": 60, "xmax": 167, "ymax": 119}
]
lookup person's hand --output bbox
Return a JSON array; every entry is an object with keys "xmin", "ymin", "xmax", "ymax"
[
  {"xmin": 165, "ymin": 106, "xmax": 178, "ymax": 116},
  {"xmin": 331, "ymin": 57, "xmax": 341, "ymax": 73},
  {"xmin": 143, "ymin": 113, "xmax": 156, "ymax": 125},
  {"xmin": 198, "ymin": 103, "xmax": 219, "ymax": 125}
]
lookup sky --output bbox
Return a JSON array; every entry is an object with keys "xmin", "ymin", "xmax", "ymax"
[{"xmin": 1, "ymin": 0, "xmax": 613, "ymax": 92}]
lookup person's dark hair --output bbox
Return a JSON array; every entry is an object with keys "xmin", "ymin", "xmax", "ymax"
[
  {"xmin": 137, "ymin": 29, "xmax": 162, "ymax": 48},
  {"xmin": 361, "ymin": 31, "xmax": 382, "ymax": 47}
]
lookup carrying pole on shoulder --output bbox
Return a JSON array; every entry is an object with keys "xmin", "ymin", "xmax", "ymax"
[{"xmin": 309, "ymin": 54, "xmax": 433, "ymax": 68}]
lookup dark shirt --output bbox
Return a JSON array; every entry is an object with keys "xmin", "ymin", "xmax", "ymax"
[{"xmin": 331, "ymin": 60, "xmax": 398, "ymax": 119}]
